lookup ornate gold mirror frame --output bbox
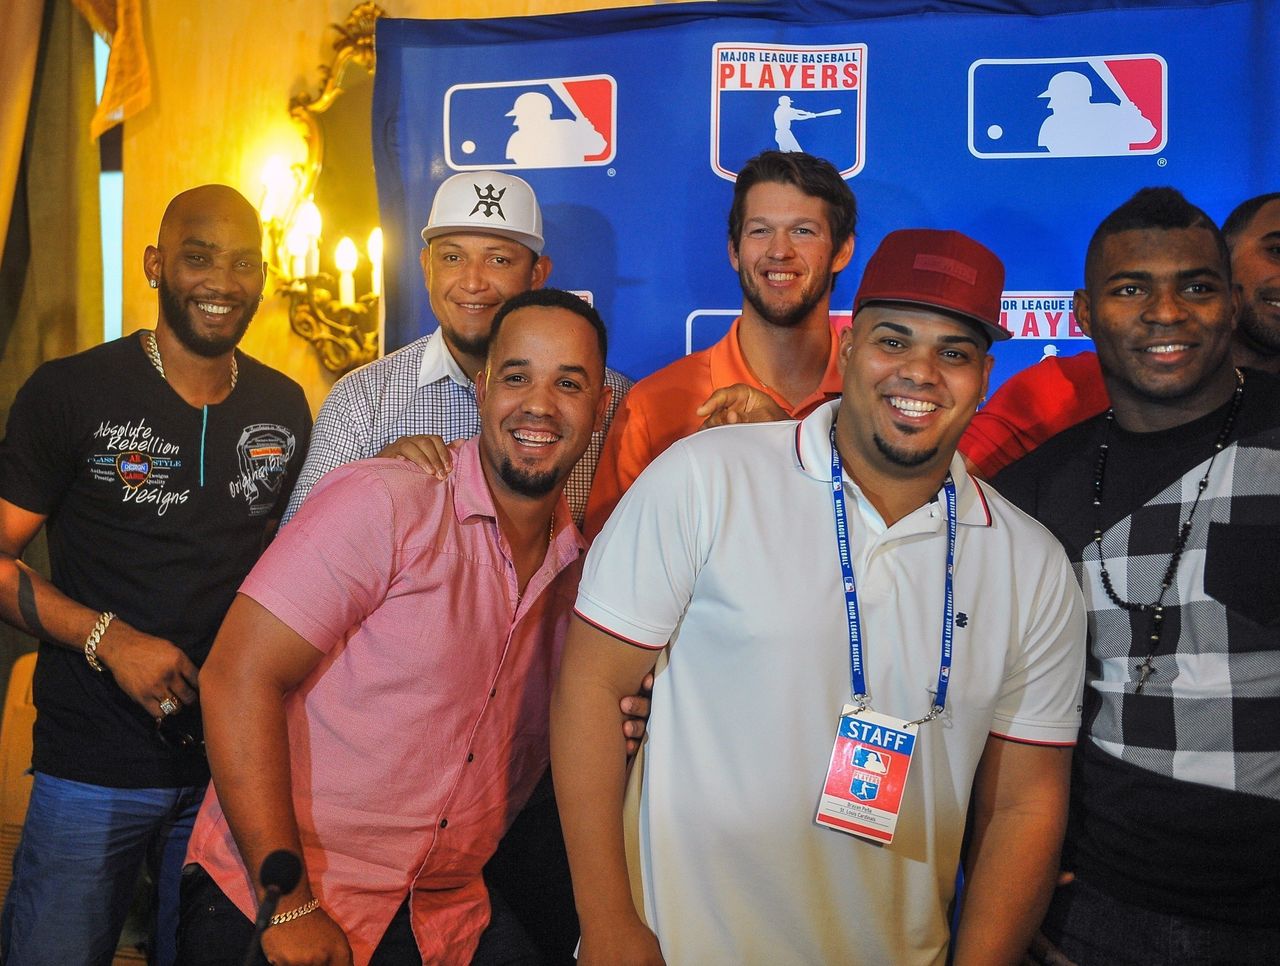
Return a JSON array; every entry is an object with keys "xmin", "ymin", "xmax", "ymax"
[{"xmin": 261, "ymin": 3, "xmax": 386, "ymax": 374}]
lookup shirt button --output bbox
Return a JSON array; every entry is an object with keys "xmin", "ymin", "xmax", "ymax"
[
  {"xmin": 467, "ymin": 753, "xmax": 475, "ymax": 762},
  {"xmin": 489, "ymin": 688, "xmax": 497, "ymax": 697},
  {"xmin": 439, "ymin": 818, "xmax": 448, "ymax": 828}
]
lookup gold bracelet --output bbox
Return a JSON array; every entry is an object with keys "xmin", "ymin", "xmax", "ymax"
[
  {"xmin": 84, "ymin": 611, "xmax": 116, "ymax": 672},
  {"xmin": 269, "ymin": 897, "xmax": 320, "ymax": 927}
]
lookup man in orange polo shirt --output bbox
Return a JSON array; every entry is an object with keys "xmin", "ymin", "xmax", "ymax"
[{"xmin": 583, "ymin": 150, "xmax": 856, "ymax": 538}]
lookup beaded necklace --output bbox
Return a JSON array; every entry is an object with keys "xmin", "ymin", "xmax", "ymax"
[{"xmin": 1091, "ymin": 369, "xmax": 1244, "ymax": 693}]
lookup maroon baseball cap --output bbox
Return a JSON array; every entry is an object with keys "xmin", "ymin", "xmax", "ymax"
[{"xmin": 853, "ymin": 229, "xmax": 1010, "ymax": 343}]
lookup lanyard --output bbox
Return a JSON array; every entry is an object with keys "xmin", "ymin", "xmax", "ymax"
[{"xmin": 828, "ymin": 425, "xmax": 956, "ymax": 726}]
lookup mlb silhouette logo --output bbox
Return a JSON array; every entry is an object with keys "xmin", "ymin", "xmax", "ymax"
[
  {"xmin": 968, "ymin": 54, "xmax": 1166, "ymax": 159},
  {"xmin": 443, "ymin": 75, "xmax": 616, "ymax": 171},
  {"xmin": 851, "ymin": 746, "xmax": 890, "ymax": 775},
  {"xmin": 711, "ymin": 43, "xmax": 866, "ymax": 181}
]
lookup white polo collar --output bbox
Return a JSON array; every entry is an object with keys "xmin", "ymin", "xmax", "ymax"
[
  {"xmin": 793, "ymin": 400, "xmax": 993, "ymax": 528},
  {"xmin": 416, "ymin": 330, "xmax": 473, "ymax": 389}
]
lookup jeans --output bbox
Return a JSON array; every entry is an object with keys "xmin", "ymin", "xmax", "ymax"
[
  {"xmin": 1040, "ymin": 876, "xmax": 1280, "ymax": 966},
  {"xmin": 482, "ymin": 769, "xmax": 577, "ymax": 965},
  {"xmin": 0, "ymin": 772, "xmax": 204, "ymax": 966},
  {"xmin": 178, "ymin": 864, "xmax": 542, "ymax": 965}
]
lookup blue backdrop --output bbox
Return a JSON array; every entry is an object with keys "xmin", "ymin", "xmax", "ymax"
[{"xmin": 373, "ymin": 0, "xmax": 1277, "ymax": 391}]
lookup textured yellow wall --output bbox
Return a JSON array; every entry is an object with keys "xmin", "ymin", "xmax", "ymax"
[{"xmin": 121, "ymin": 0, "xmax": 698, "ymax": 412}]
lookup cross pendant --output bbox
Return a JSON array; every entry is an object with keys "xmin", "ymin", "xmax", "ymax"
[{"xmin": 1135, "ymin": 658, "xmax": 1157, "ymax": 694}]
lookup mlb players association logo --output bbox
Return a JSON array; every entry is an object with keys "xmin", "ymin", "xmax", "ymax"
[
  {"xmin": 443, "ymin": 75, "xmax": 616, "ymax": 171},
  {"xmin": 968, "ymin": 54, "xmax": 1166, "ymax": 159},
  {"xmin": 712, "ymin": 42, "xmax": 866, "ymax": 181}
]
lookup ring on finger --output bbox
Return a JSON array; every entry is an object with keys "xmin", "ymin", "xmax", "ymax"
[{"xmin": 159, "ymin": 696, "xmax": 180, "ymax": 717}]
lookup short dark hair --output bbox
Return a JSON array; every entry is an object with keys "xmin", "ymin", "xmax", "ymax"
[
  {"xmin": 489, "ymin": 288, "xmax": 608, "ymax": 366},
  {"xmin": 728, "ymin": 151, "xmax": 857, "ymax": 253},
  {"xmin": 1084, "ymin": 187, "xmax": 1230, "ymax": 289},
  {"xmin": 1221, "ymin": 192, "xmax": 1280, "ymax": 246}
]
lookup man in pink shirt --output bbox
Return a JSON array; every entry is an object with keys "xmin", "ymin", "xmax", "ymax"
[{"xmin": 178, "ymin": 288, "xmax": 613, "ymax": 966}]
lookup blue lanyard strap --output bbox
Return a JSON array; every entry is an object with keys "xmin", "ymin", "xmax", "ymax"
[{"xmin": 828, "ymin": 425, "xmax": 956, "ymax": 724}]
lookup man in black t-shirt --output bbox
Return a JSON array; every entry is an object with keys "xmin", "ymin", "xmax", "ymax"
[
  {"xmin": 0, "ymin": 185, "xmax": 311, "ymax": 966},
  {"xmin": 995, "ymin": 188, "xmax": 1280, "ymax": 965}
]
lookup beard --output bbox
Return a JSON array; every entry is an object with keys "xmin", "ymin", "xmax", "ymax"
[
  {"xmin": 873, "ymin": 431, "xmax": 938, "ymax": 469},
  {"xmin": 496, "ymin": 456, "xmax": 560, "ymax": 498},
  {"xmin": 442, "ymin": 328, "xmax": 491, "ymax": 364},
  {"xmin": 738, "ymin": 262, "xmax": 829, "ymax": 329},
  {"xmin": 1238, "ymin": 300, "xmax": 1280, "ymax": 356},
  {"xmin": 158, "ymin": 277, "xmax": 256, "ymax": 357}
]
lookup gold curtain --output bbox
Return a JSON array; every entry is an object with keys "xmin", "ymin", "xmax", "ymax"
[
  {"xmin": 0, "ymin": 2, "xmax": 43, "ymax": 269},
  {"xmin": 1, "ymin": 0, "xmax": 103, "ymax": 397},
  {"xmin": 71, "ymin": 0, "xmax": 151, "ymax": 139},
  {"xmin": 0, "ymin": 0, "xmax": 102, "ymax": 699}
]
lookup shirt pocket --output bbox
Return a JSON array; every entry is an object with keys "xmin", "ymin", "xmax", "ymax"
[{"xmin": 1204, "ymin": 522, "xmax": 1280, "ymax": 627}]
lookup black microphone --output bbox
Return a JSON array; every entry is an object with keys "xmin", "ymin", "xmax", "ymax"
[{"xmin": 241, "ymin": 849, "xmax": 303, "ymax": 966}]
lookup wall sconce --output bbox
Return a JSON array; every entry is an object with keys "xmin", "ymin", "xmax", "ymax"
[{"xmin": 259, "ymin": 3, "xmax": 386, "ymax": 374}]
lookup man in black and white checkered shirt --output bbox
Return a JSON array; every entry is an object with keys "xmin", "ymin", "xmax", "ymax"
[
  {"xmin": 995, "ymin": 187, "xmax": 1280, "ymax": 965},
  {"xmin": 282, "ymin": 170, "xmax": 632, "ymax": 530}
]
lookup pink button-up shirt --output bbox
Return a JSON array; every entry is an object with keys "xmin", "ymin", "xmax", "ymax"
[{"xmin": 186, "ymin": 437, "xmax": 585, "ymax": 965}]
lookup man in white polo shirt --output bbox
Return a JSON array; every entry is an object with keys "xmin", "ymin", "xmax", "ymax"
[{"xmin": 551, "ymin": 229, "xmax": 1087, "ymax": 966}]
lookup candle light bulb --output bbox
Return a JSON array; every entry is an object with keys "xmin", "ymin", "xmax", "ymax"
[
  {"xmin": 296, "ymin": 199, "xmax": 322, "ymax": 240},
  {"xmin": 284, "ymin": 226, "xmax": 309, "ymax": 279},
  {"xmin": 296, "ymin": 200, "xmax": 322, "ymax": 278},
  {"xmin": 336, "ymin": 236, "xmax": 358, "ymax": 305},
  {"xmin": 335, "ymin": 237, "xmax": 358, "ymax": 272},
  {"xmin": 259, "ymin": 156, "xmax": 293, "ymax": 223}
]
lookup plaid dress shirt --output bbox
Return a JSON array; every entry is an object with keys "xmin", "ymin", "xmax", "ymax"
[{"xmin": 283, "ymin": 332, "xmax": 632, "ymax": 528}]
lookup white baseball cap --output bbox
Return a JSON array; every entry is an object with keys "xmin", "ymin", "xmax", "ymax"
[{"xmin": 420, "ymin": 171, "xmax": 544, "ymax": 255}]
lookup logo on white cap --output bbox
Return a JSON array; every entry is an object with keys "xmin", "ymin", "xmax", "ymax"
[
  {"xmin": 470, "ymin": 184, "xmax": 508, "ymax": 221},
  {"xmin": 421, "ymin": 170, "xmax": 544, "ymax": 254}
]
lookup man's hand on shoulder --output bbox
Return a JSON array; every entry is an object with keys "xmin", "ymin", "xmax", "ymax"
[
  {"xmin": 261, "ymin": 905, "xmax": 353, "ymax": 966},
  {"xmin": 696, "ymin": 384, "xmax": 788, "ymax": 430},
  {"xmin": 377, "ymin": 435, "xmax": 453, "ymax": 480},
  {"xmin": 94, "ymin": 621, "xmax": 199, "ymax": 719}
]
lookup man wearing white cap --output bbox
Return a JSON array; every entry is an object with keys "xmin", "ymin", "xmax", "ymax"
[
  {"xmin": 553, "ymin": 229, "xmax": 1086, "ymax": 966},
  {"xmin": 281, "ymin": 170, "xmax": 632, "ymax": 529}
]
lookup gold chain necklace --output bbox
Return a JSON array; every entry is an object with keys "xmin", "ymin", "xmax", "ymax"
[
  {"xmin": 515, "ymin": 517, "xmax": 558, "ymax": 605},
  {"xmin": 141, "ymin": 330, "xmax": 238, "ymax": 391}
]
